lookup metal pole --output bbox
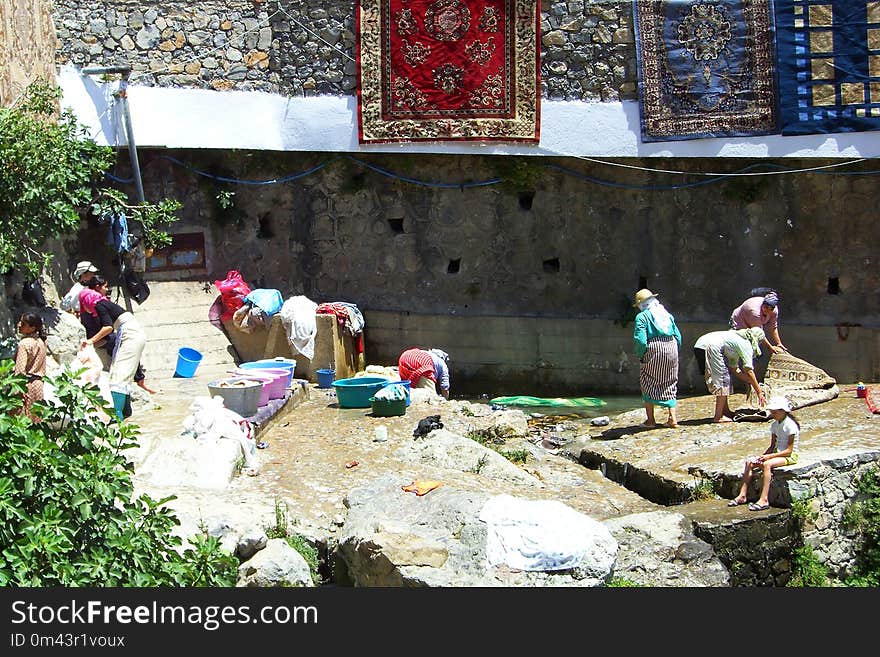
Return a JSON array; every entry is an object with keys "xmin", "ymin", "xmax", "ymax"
[
  {"xmin": 82, "ymin": 66, "xmax": 145, "ymax": 204},
  {"xmin": 82, "ymin": 65, "xmax": 141, "ymax": 312}
]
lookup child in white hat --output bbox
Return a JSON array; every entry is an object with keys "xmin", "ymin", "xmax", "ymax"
[{"xmin": 728, "ymin": 395, "xmax": 800, "ymax": 511}]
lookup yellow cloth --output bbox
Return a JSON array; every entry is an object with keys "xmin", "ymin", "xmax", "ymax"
[{"xmin": 402, "ymin": 480, "xmax": 443, "ymax": 496}]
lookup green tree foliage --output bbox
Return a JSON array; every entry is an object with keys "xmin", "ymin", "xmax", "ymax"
[
  {"xmin": 842, "ymin": 467, "xmax": 880, "ymax": 586},
  {"xmin": 0, "ymin": 79, "xmax": 180, "ymax": 277},
  {"xmin": 0, "ymin": 361, "xmax": 237, "ymax": 585}
]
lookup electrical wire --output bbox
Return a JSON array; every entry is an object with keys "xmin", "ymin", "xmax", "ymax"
[{"xmin": 277, "ymin": 4, "xmax": 356, "ymax": 62}]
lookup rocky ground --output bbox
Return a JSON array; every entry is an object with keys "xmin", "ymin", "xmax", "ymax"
[{"xmin": 125, "ymin": 373, "xmax": 879, "ymax": 587}]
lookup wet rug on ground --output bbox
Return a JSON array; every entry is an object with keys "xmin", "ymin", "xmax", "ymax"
[
  {"xmin": 356, "ymin": 0, "xmax": 540, "ymax": 143},
  {"xmin": 761, "ymin": 351, "xmax": 838, "ymax": 410}
]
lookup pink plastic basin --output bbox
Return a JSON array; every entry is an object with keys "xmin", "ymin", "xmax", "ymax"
[{"xmin": 233, "ymin": 368, "xmax": 287, "ymax": 402}]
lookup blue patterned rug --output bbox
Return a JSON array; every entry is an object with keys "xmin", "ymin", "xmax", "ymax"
[
  {"xmin": 633, "ymin": 0, "xmax": 778, "ymax": 142},
  {"xmin": 776, "ymin": 0, "xmax": 880, "ymax": 135}
]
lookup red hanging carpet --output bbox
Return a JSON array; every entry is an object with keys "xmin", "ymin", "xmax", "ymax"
[{"xmin": 356, "ymin": 0, "xmax": 540, "ymax": 143}]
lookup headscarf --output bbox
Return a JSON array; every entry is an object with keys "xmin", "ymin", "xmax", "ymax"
[
  {"xmin": 763, "ymin": 292, "xmax": 779, "ymax": 308},
  {"xmin": 638, "ymin": 297, "xmax": 673, "ymax": 333},
  {"xmin": 736, "ymin": 327, "xmax": 765, "ymax": 357},
  {"xmin": 429, "ymin": 348, "xmax": 449, "ymax": 363},
  {"xmin": 79, "ymin": 288, "xmax": 106, "ymax": 317}
]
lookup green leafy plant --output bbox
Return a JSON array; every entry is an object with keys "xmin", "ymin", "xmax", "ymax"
[
  {"xmin": 263, "ymin": 499, "xmax": 321, "ymax": 583},
  {"xmin": 464, "ymin": 430, "xmax": 528, "ymax": 465},
  {"xmin": 841, "ymin": 467, "xmax": 880, "ymax": 587},
  {"xmin": 786, "ymin": 495, "xmax": 828, "ymax": 587},
  {"xmin": 0, "ymin": 362, "xmax": 236, "ymax": 585},
  {"xmin": 215, "ymin": 189, "xmax": 236, "ymax": 209},
  {"xmin": 606, "ymin": 575, "xmax": 643, "ymax": 587},
  {"xmin": 499, "ymin": 449, "xmax": 528, "ymax": 464},
  {"xmin": 788, "ymin": 545, "xmax": 829, "ymax": 587},
  {"xmin": 690, "ymin": 477, "xmax": 716, "ymax": 502},
  {"xmin": 0, "ymin": 79, "xmax": 180, "ymax": 276},
  {"xmin": 469, "ymin": 454, "xmax": 489, "ymax": 474}
]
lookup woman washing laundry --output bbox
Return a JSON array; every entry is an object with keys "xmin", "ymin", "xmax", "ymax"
[
  {"xmin": 730, "ymin": 290, "xmax": 787, "ymax": 355},
  {"xmin": 79, "ymin": 275, "xmax": 147, "ymax": 420},
  {"xmin": 398, "ymin": 347, "xmax": 451, "ymax": 399},
  {"xmin": 693, "ymin": 327, "xmax": 767, "ymax": 423},
  {"xmin": 632, "ymin": 289, "xmax": 682, "ymax": 428}
]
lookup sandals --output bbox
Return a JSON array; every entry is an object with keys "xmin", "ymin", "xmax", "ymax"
[
  {"xmin": 727, "ymin": 498, "xmax": 748, "ymax": 507},
  {"xmin": 748, "ymin": 502, "xmax": 770, "ymax": 511}
]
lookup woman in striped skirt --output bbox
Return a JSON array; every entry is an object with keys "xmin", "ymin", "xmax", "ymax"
[{"xmin": 633, "ymin": 289, "xmax": 682, "ymax": 428}]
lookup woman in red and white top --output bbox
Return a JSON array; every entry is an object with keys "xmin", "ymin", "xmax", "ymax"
[{"xmin": 398, "ymin": 347, "xmax": 450, "ymax": 399}]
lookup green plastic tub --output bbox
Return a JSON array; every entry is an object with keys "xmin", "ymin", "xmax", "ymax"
[{"xmin": 370, "ymin": 396, "xmax": 406, "ymax": 417}]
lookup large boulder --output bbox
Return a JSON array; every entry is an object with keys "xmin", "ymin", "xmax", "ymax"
[
  {"xmin": 395, "ymin": 428, "xmax": 542, "ymax": 487},
  {"xmin": 336, "ymin": 475, "xmax": 617, "ymax": 586},
  {"xmin": 604, "ymin": 511, "xmax": 730, "ymax": 587},
  {"xmin": 237, "ymin": 538, "xmax": 314, "ymax": 587},
  {"xmin": 44, "ymin": 309, "xmax": 85, "ymax": 366},
  {"xmin": 137, "ymin": 436, "xmax": 244, "ymax": 489}
]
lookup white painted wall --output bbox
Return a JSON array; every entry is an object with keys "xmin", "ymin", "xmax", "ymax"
[{"xmin": 59, "ymin": 64, "xmax": 880, "ymax": 159}]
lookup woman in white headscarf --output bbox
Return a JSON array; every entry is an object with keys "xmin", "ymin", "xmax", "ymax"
[
  {"xmin": 693, "ymin": 327, "xmax": 767, "ymax": 423},
  {"xmin": 632, "ymin": 289, "xmax": 682, "ymax": 428}
]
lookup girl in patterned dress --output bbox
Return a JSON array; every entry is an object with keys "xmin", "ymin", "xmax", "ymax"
[{"xmin": 13, "ymin": 312, "xmax": 47, "ymax": 420}]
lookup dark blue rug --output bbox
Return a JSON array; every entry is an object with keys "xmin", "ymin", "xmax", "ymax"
[
  {"xmin": 633, "ymin": 0, "xmax": 778, "ymax": 141},
  {"xmin": 776, "ymin": 0, "xmax": 880, "ymax": 135}
]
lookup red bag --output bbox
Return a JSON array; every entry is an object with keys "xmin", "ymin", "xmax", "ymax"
[{"xmin": 214, "ymin": 270, "xmax": 251, "ymax": 321}]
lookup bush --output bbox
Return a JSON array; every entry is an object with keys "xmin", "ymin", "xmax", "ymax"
[
  {"xmin": 0, "ymin": 362, "xmax": 237, "ymax": 585},
  {"xmin": 0, "ymin": 79, "xmax": 179, "ymax": 277},
  {"xmin": 842, "ymin": 467, "xmax": 880, "ymax": 587}
]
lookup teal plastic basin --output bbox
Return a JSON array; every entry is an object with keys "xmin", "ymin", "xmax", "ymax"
[{"xmin": 332, "ymin": 377, "xmax": 390, "ymax": 408}]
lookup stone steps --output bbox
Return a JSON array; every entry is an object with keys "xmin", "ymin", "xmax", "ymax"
[{"xmin": 132, "ymin": 280, "xmax": 236, "ymax": 380}]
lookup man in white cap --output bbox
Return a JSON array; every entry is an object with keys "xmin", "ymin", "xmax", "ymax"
[{"xmin": 60, "ymin": 261, "xmax": 99, "ymax": 315}]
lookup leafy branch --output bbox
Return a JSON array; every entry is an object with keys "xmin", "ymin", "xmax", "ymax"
[{"xmin": 0, "ymin": 79, "xmax": 180, "ymax": 277}]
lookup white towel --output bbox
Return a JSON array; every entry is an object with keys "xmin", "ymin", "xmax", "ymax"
[
  {"xmin": 278, "ymin": 295, "xmax": 318, "ymax": 360},
  {"xmin": 479, "ymin": 494, "xmax": 617, "ymax": 572}
]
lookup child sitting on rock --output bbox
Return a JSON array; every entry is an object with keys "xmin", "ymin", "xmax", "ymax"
[{"xmin": 728, "ymin": 396, "xmax": 800, "ymax": 511}]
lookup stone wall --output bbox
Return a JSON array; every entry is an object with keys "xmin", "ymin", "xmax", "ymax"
[
  {"xmin": 54, "ymin": 148, "xmax": 879, "ymax": 389},
  {"xmin": 106, "ymin": 149, "xmax": 880, "ymax": 329},
  {"xmin": 51, "ymin": 0, "xmax": 636, "ymax": 100},
  {"xmin": 0, "ymin": 0, "xmax": 57, "ymax": 105},
  {"xmin": 788, "ymin": 457, "xmax": 880, "ymax": 581}
]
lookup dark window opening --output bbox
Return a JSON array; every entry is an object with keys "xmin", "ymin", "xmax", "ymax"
[
  {"xmin": 638, "ymin": 275, "xmax": 648, "ymax": 289},
  {"xmin": 388, "ymin": 218, "xmax": 404, "ymax": 234},
  {"xmin": 145, "ymin": 232, "xmax": 206, "ymax": 272},
  {"xmin": 543, "ymin": 257, "xmax": 560, "ymax": 274},
  {"xmin": 447, "ymin": 258, "xmax": 461, "ymax": 274},
  {"xmin": 827, "ymin": 277, "xmax": 840, "ymax": 295},
  {"xmin": 257, "ymin": 214, "xmax": 274, "ymax": 239},
  {"xmin": 518, "ymin": 191, "xmax": 535, "ymax": 210}
]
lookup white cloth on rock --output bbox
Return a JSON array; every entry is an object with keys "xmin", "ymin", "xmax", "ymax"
[
  {"xmin": 278, "ymin": 295, "xmax": 318, "ymax": 360},
  {"xmin": 478, "ymin": 494, "xmax": 617, "ymax": 572},
  {"xmin": 181, "ymin": 396, "xmax": 259, "ymax": 475}
]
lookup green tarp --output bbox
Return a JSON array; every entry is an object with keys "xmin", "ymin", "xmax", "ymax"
[{"xmin": 490, "ymin": 396, "xmax": 606, "ymax": 408}]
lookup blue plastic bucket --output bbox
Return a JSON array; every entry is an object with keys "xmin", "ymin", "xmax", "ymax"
[
  {"xmin": 316, "ymin": 368, "xmax": 335, "ymax": 389},
  {"xmin": 175, "ymin": 347, "xmax": 203, "ymax": 378},
  {"xmin": 382, "ymin": 379, "xmax": 411, "ymax": 406}
]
